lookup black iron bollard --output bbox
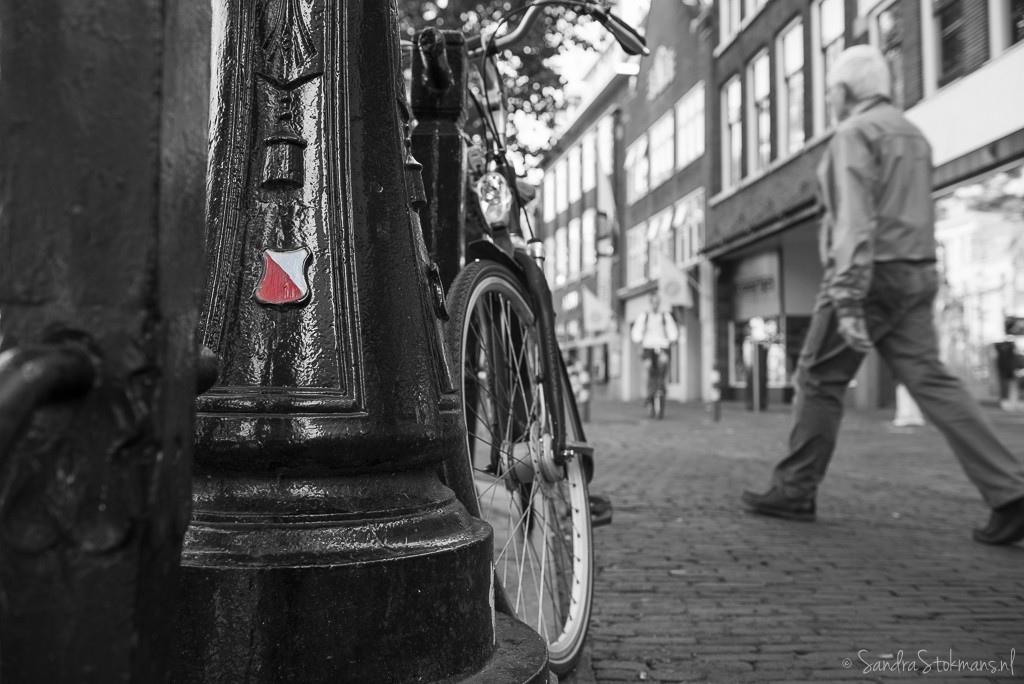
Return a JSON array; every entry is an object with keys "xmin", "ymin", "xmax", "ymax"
[
  {"xmin": 745, "ymin": 343, "xmax": 769, "ymax": 412},
  {"xmin": 710, "ymin": 366, "xmax": 722, "ymax": 422},
  {"xmin": 174, "ymin": 2, "xmax": 548, "ymax": 682},
  {"xmin": 410, "ymin": 29, "xmax": 469, "ymax": 293},
  {"xmin": 0, "ymin": 0, "xmax": 211, "ymax": 681}
]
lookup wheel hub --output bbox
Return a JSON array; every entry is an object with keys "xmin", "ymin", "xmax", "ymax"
[
  {"xmin": 506, "ymin": 442, "xmax": 535, "ymax": 484},
  {"xmin": 532, "ymin": 425, "xmax": 562, "ymax": 484}
]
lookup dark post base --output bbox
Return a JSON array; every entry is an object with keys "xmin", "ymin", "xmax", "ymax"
[
  {"xmin": 174, "ymin": 469, "xmax": 503, "ymax": 683},
  {"xmin": 451, "ymin": 613, "xmax": 553, "ymax": 684}
]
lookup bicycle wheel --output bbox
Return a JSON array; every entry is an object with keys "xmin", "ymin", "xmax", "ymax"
[{"xmin": 444, "ymin": 259, "xmax": 593, "ymax": 674}]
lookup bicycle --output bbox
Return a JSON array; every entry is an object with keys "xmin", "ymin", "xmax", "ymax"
[
  {"xmin": 644, "ymin": 348, "xmax": 670, "ymax": 420},
  {"xmin": 407, "ymin": 3, "xmax": 647, "ymax": 674}
]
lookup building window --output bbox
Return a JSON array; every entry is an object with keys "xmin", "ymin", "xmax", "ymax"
[
  {"xmin": 647, "ymin": 46, "xmax": 677, "ymax": 101},
  {"xmin": 625, "ymin": 135, "xmax": 650, "ymax": 204},
  {"xmin": 721, "ymin": 75, "xmax": 743, "ymax": 189},
  {"xmin": 649, "ymin": 111, "xmax": 676, "ymax": 189},
  {"xmin": 598, "ymin": 115, "xmax": 614, "ymax": 177},
  {"xmin": 647, "ymin": 236, "xmax": 661, "ymax": 282},
  {"xmin": 777, "ymin": 20, "xmax": 805, "ymax": 157},
  {"xmin": 555, "ymin": 226, "xmax": 568, "ymax": 285},
  {"xmin": 747, "ymin": 50, "xmax": 771, "ymax": 174},
  {"xmin": 675, "ymin": 81, "xmax": 705, "ymax": 171},
  {"xmin": 721, "ymin": 0, "xmax": 744, "ymax": 43},
  {"xmin": 582, "ymin": 132, "xmax": 597, "ymax": 192},
  {"xmin": 568, "ymin": 146, "xmax": 582, "ymax": 204},
  {"xmin": 673, "ymin": 188, "xmax": 706, "ymax": 266},
  {"xmin": 721, "ymin": 0, "xmax": 770, "ymax": 44},
  {"xmin": 1013, "ymin": 0, "xmax": 1024, "ymax": 45},
  {"xmin": 869, "ymin": 0, "xmax": 904, "ymax": 107},
  {"xmin": 554, "ymin": 159, "xmax": 568, "ymax": 213},
  {"xmin": 814, "ymin": 0, "xmax": 845, "ymax": 131},
  {"xmin": 935, "ymin": 0, "xmax": 965, "ymax": 86},
  {"xmin": 543, "ymin": 173, "xmax": 555, "ymax": 222},
  {"xmin": 647, "ymin": 208, "xmax": 673, "ymax": 281},
  {"xmin": 626, "ymin": 223, "xmax": 648, "ymax": 286},
  {"xmin": 568, "ymin": 216, "xmax": 581, "ymax": 278},
  {"xmin": 582, "ymin": 208, "xmax": 597, "ymax": 272}
]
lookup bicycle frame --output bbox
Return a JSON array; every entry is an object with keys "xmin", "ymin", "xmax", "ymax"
[{"xmin": 646, "ymin": 349, "xmax": 671, "ymax": 393}]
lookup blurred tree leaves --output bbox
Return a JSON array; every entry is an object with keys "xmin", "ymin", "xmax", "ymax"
[{"xmin": 399, "ymin": 0, "xmax": 606, "ymax": 160}]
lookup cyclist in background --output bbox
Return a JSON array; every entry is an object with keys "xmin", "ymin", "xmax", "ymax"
[{"xmin": 630, "ymin": 293, "xmax": 678, "ymax": 409}]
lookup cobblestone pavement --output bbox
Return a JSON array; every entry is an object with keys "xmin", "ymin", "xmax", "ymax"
[{"xmin": 561, "ymin": 399, "xmax": 1024, "ymax": 684}]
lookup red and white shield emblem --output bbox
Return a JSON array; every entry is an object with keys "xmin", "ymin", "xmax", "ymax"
[{"xmin": 254, "ymin": 247, "xmax": 311, "ymax": 305}]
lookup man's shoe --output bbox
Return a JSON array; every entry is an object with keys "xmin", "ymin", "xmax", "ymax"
[
  {"xmin": 973, "ymin": 496, "xmax": 1024, "ymax": 545},
  {"xmin": 742, "ymin": 488, "xmax": 816, "ymax": 522}
]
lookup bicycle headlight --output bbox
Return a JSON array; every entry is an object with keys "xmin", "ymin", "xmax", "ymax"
[{"xmin": 476, "ymin": 171, "xmax": 514, "ymax": 229}]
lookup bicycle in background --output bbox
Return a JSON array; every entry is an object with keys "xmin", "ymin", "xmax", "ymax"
[
  {"xmin": 645, "ymin": 348, "xmax": 671, "ymax": 419},
  {"xmin": 408, "ymin": 2, "xmax": 647, "ymax": 673}
]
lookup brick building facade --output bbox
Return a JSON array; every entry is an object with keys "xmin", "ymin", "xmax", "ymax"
[
  {"xmin": 535, "ymin": 48, "xmax": 635, "ymax": 401},
  {"xmin": 706, "ymin": 0, "xmax": 1024, "ymax": 408},
  {"xmin": 617, "ymin": 0, "xmax": 711, "ymax": 403},
  {"xmin": 537, "ymin": 0, "xmax": 1024, "ymax": 408}
]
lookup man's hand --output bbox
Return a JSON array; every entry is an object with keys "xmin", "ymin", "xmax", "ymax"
[{"xmin": 837, "ymin": 315, "xmax": 872, "ymax": 353}]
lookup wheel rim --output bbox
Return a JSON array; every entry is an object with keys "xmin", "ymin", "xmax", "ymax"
[{"xmin": 458, "ymin": 273, "xmax": 591, "ymax": 666}]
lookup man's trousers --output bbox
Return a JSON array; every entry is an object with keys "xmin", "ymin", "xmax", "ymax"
[{"xmin": 772, "ymin": 262, "xmax": 1024, "ymax": 509}]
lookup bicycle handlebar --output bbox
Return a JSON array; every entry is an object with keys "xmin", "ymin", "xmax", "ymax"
[
  {"xmin": 592, "ymin": 8, "xmax": 649, "ymax": 56},
  {"xmin": 466, "ymin": 5, "xmax": 543, "ymax": 56}
]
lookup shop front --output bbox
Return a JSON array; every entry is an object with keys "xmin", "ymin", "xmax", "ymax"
[
  {"xmin": 724, "ymin": 250, "xmax": 790, "ymax": 407},
  {"xmin": 719, "ymin": 223, "xmax": 901, "ymax": 410},
  {"xmin": 716, "ymin": 223, "xmax": 902, "ymax": 409},
  {"xmin": 934, "ymin": 160, "xmax": 1024, "ymax": 404},
  {"xmin": 621, "ymin": 289, "xmax": 689, "ymax": 403}
]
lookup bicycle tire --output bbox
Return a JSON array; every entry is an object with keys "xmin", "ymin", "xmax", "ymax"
[{"xmin": 443, "ymin": 259, "xmax": 593, "ymax": 674}]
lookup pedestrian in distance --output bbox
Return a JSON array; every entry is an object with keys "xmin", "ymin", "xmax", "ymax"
[
  {"xmin": 994, "ymin": 337, "xmax": 1024, "ymax": 412},
  {"xmin": 630, "ymin": 293, "xmax": 678, "ymax": 410},
  {"xmin": 741, "ymin": 45, "xmax": 1024, "ymax": 545}
]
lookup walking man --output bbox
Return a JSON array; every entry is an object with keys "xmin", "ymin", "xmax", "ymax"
[{"xmin": 741, "ymin": 45, "xmax": 1024, "ymax": 545}]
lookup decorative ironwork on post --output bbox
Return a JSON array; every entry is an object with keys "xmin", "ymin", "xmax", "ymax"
[{"xmin": 175, "ymin": 1, "xmax": 548, "ymax": 681}]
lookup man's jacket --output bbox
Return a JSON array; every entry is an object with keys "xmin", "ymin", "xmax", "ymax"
[{"xmin": 816, "ymin": 97, "xmax": 937, "ymax": 318}]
